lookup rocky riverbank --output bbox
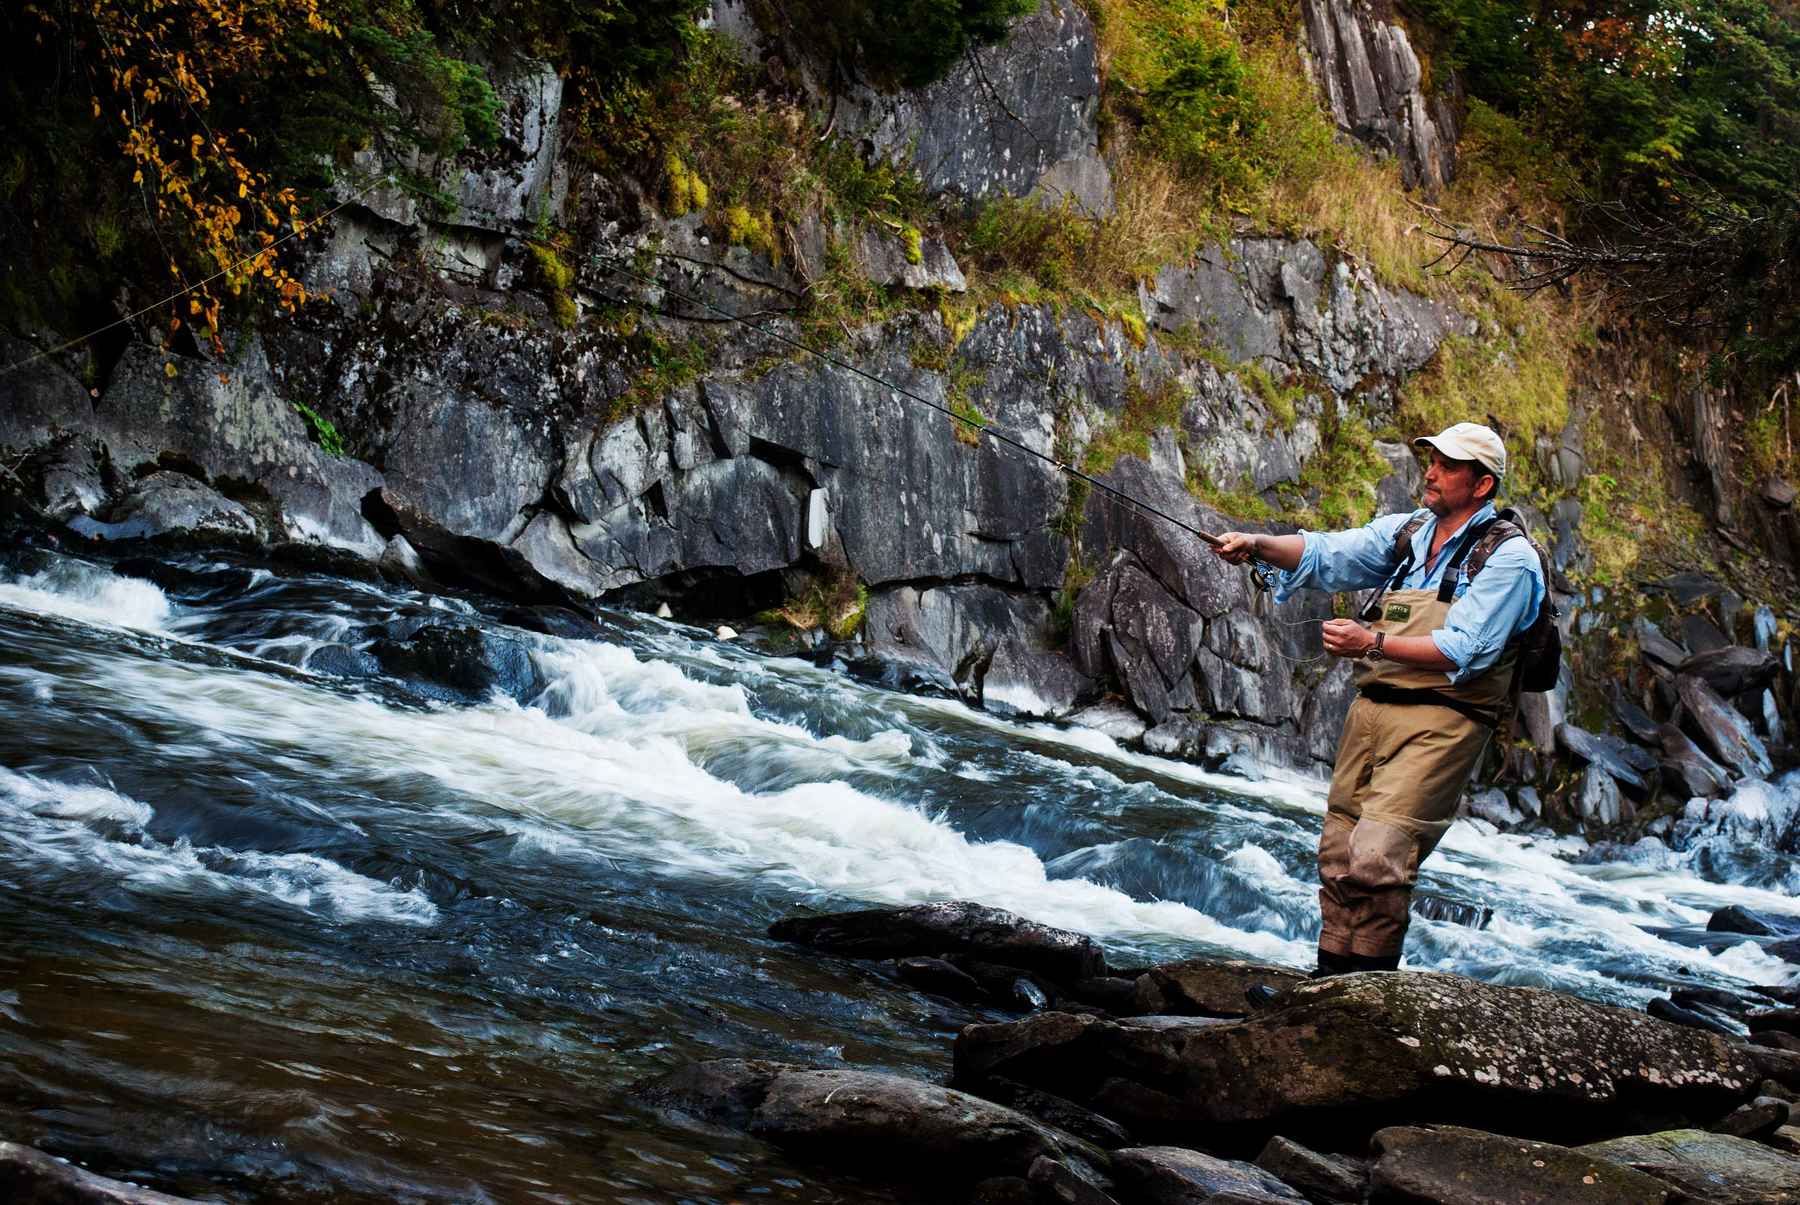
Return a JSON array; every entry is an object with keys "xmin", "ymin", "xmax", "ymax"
[{"xmin": 629, "ymin": 901, "xmax": 1800, "ymax": 1204}]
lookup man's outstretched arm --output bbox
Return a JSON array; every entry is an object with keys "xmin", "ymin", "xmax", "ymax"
[{"xmin": 1212, "ymin": 532, "xmax": 1304, "ymax": 570}]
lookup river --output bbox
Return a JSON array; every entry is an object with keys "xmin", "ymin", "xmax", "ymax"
[{"xmin": 1, "ymin": 546, "xmax": 1795, "ymax": 1201}]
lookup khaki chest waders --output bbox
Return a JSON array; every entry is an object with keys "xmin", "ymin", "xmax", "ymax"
[{"xmin": 1317, "ymin": 564, "xmax": 1517, "ymax": 964}]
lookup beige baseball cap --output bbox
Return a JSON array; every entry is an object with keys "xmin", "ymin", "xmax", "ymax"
[{"xmin": 1414, "ymin": 422, "xmax": 1506, "ymax": 479}]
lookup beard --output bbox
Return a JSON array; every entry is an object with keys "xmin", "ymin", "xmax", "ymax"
[{"xmin": 1422, "ymin": 488, "xmax": 1452, "ymax": 517}]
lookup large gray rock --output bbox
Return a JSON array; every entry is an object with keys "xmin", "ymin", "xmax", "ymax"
[
  {"xmin": 72, "ymin": 471, "xmax": 258, "ymax": 542},
  {"xmin": 0, "ymin": 1141, "xmax": 199, "ymax": 1203},
  {"xmin": 1558, "ymin": 724, "xmax": 1653, "ymax": 793},
  {"xmin": 1577, "ymin": 1129, "xmax": 1800, "ymax": 1203},
  {"xmin": 852, "ymin": 229, "xmax": 967, "ymax": 292},
  {"xmin": 1659, "ymin": 723, "xmax": 1733, "ymax": 800},
  {"xmin": 865, "ymin": 583, "xmax": 1089, "ymax": 717},
  {"xmin": 0, "ymin": 334, "xmax": 91, "ymax": 453},
  {"xmin": 641, "ymin": 1060, "xmax": 1110, "ymax": 1184},
  {"xmin": 1142, "ymin": 239, "xmax": 1456, "ymax": 397},
  {"xmin": 1299, "ymin": 0, "xmax": 1458, "ymax": 194},
  {"xmin": 1678, "ymin": 675, "xmax": 1775, "ymax": 780},
  {"xmin": 1110, "ymin": 1146, "xmax": 1306, "ymax": 1204},
  {"xmin": 769, "ymin": 901, "xmax": 1107, "ymax": 984},
  {"xmin": 1575, "ymin": 766, "xmax": 1628, "ymax": 830},
  {"xmin": 1373, "ymin": 440, "xmax": 1423, "ymax": 515},
  {"xmin": 953, "ymin": 973, "xmax": 1757, "ymax": 1149},
  {"xmin": 1678, "ymin": 646, "xmax": 1782, "ymax": 700},
  {"xmin": 834, "ymin": 0, "xmax": 1113, "ymax": 215},
  {"xmin": 86, "ymin": 338, "xmax": 383, "ymax": 550},
  {"xmin": 347, "ymin": 57, "xmax": 564, "ymax": 231},
  {"xmin": 1370, "ymin": 1126, "xmax": 1674, "ymax": 1204}
]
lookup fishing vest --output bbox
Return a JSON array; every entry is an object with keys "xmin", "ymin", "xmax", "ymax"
[{"xmin": 1351, "ymin": 512, "xmax": 1530, "ymax": 728}]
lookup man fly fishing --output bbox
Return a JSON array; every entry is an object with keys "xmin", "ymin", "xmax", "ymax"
[{"xmin": 1212, "ymin": 423, "xmax": 1550, "ymax": 982}]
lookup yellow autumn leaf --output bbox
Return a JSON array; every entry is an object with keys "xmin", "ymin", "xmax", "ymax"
[{"xmin": 163, "ymin": 361, "xmax": 178, "ymax": 378}]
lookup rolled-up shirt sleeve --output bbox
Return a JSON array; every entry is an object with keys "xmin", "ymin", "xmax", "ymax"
[
  {"xmin": 1430, "ymin": 538, "xmax": 1546, "ymax": 682},
  {"xmin": 1272, "ymin": 512, "xmax": 1416, "ymax": 604}
]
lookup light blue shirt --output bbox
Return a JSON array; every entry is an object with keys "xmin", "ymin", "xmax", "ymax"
[{"xmin": 1273, "ymin": 502, "xmax": 1546, "ymax": 684}]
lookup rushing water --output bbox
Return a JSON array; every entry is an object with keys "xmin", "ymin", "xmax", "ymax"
[{"xmin": 1, "ymin": 546, "xmax": 1795, "ymax": 1202}]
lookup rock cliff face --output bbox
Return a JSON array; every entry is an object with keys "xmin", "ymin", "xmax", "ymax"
[
  {"xmin": 1299, "ymin": 0, "xmax": 1459, "ymax": 195},
  {"xmin": 1, "ymin": 0, "xmax": 1794, "ymax": 807}
]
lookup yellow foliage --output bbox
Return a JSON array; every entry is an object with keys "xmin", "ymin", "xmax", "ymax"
[
  {"xmin": 666, "ymin": 151, "xmax": 709, "ymax": 216},
  {"xmin": 722, "ymin": 204, "xmax": 780, "ymax": 262},
  {"xmin": 39, "ymin": 0, "xmax": 329, "ymax": 352}
]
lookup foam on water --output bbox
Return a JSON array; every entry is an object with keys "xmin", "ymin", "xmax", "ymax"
[
  {"xmin": 7, "ymin": 554, "xmax": 1795, "ymax": 987},
  {"xmin": 0, "ymin": 562, "xmax": 171, "ymax": 632},
  {"xmin": 41, "ymin": 637, "xmax": 1310, "ymax": 964},
  {"xmin": 0, "ymin": 768, "xmax": 436, "ymax": 926}
]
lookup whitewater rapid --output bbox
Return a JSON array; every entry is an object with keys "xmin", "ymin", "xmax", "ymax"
[{"xmin": 4, "ymin": 554, "xmax": 1794, "ymax": 998}]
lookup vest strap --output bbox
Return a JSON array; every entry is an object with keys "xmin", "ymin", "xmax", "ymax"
[{"xmin": 1358, "ymin": 683, "xmax": 1502, "ymax": 729}]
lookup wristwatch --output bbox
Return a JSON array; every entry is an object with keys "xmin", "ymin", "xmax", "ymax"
[{"xmin": 1363, "ymin": 632, "xmax": 1386, "ymax": 661}]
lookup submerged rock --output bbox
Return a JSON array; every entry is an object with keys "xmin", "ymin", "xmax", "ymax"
[
  {"xmin": 641, "ymin": 1060, "xmax": 1111, "ymax": 1186},
  {"xmin": 368, "ymin": 623, "xmax": 545, "ymax": 705},
  {"xmin": 1370, "ymin": 1125, "xmax": 1674, "ymax": 1204},
  {"xmin": 1708, "ymin": 906, "xmax": 1800, "ymax": 938},
  {"xmin": 0, "ymin": 1141, "xmax": 199, "ymax": 1203},
  {"xmin": 1578, "ymin": 1129, "xmax": 1800, "ymax": 1203},
  {"xmin": 1110, "ymin": 1145, "xmax": 1306, "ymax": 1204},
  {"xmin": 769, "ymin": 901, "xmax": 1107, "ymax": 984},
  {"xmin": 953, "ymin": 973, "xmax": 1757, "ymax": 1151}
]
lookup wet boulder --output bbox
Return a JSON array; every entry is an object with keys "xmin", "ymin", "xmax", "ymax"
[
  {"xmin": 368, "ymin": 623, "xmax": 545, "ymax": 705},
  {"xmin": 1369, "ymin": 1126, "xmax": 1674, "ymax": 1204},
  {"xmin": 1557, "ymin": 724, "xmax": 1654, "ymax": 793},
  {"xmin": 1464, "ymin": 787, "xmax": 1526, "ymax": 829},
  {"xmin": 1672, "ymin": 775, "xmax": 1800, "ymax": 854},
  {"xmin": 1131, "ymin": 958, "xmax": 1308, "ymax": 1018},
  {"xmin": 1679, "ymin": 646, "xmax": 1782, "ymax": 700},
  {"xmin": 1253, "ymin": 1137, "xmax": 1365, "ymax": 1205},
  {"xmin": 769, "ymin": 901, "xmax": 1107, "ymax": 984},
  {"xmin": 1028, "ymin": 1155, "xmax": 1122, "ymax": 1205},
  {"xmin": 1578, "ymin": 1129, "xmax": 1800, "ymax": 1203},
  {"xmin": 641, "ymin": 1060, "xmax": 1112, "ymax": 1186},
  {"xmin": 1677, "ymin": 675, "xmax": 1775, "ymax": 780},
  {"xmin": 0, "ymin": 1141, "xmax": 199, "ymax": 1203},
  {"xmin": 953, "ymin": 973, "xmax": 1758, "ymax": 1152},
  {"xmin": 1749, "ymin": 1008, "xmax": 1800, "ymax": 1039},
  {"xmin": 1110, "ymin": 1146, "xmax": 1306, "ymax": 1204},
  {"xmin": 1660, "ymin": 723, "xmax": 1733, "ymax": 799},
  {"xmin": 976, "ymin": 1077, "xmax": 1136, "ymax": 1150},
  {"xmin": 70, "ymin": 471, "xmax": 259, "ymax": 543},
  {"xmin": 306, "ymin": 643, "xmax": 382, "ymax": 680},
  {"xmin": 1707, "ymin": 906, "xmax": 1800, "ymax": 938},
  {"xmin": 894, "ymin": 956, "xmax": 989, "ymax": 1005},
  {"xmin": 1576, "ymin": 766, "xmax": 1630, "ymax": 829},
  {"xmin": 1711, "ymin": 1096, "xmax": 1791, "ymax": 1140}
]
